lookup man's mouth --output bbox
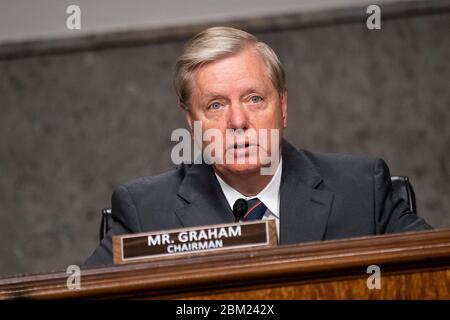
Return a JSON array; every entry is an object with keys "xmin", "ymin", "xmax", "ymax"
[{"xmin": 232, "ymin": 142, "xmax": 257, "ymax": 150}]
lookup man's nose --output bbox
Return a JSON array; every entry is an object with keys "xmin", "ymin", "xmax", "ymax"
[{"xmin": 228, "ymin": 103, "xmax": 249, "ymax": 130}]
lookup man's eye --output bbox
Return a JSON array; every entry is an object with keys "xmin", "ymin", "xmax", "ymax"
[
  {"xmin": 250, "ymin": 96, "xmax": 262, "ymax": 103},
  {"xmin": 208, "ymin": 102, "xmax": 222, "ymax": 110}
]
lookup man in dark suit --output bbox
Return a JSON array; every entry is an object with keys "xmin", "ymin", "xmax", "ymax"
[{"xmin": 86, "ymin": 27, "xmax": 431, "ymax": 266}]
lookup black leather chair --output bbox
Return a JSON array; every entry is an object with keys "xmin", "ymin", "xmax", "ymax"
[
  {"xmin": 99, "ymin": 208, "xmax": 113, "ymax": 242},
  {"xmin": 390, "ymin": 175, "xmax": 417, "ymax": 214},
  {"xmin": 99, "ymin": 175, "xmax": 418, "ymax": 241}
]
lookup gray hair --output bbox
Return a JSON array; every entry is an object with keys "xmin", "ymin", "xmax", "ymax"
[{"xmin": 175, "ymin": 26, "xmax": 286, "ymax": 104}]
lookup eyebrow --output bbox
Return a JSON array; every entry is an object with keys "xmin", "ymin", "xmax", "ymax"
[
  {"xmin": 240, "ymin": 87, "xmax": 266, "ymax": 97},
  {"xmin": 202, "ymin": 92, "xmax": 228, "ymax": 101},
  {"xmin": 201, "ymin": 87, "xmax": 266, "ymax": 102}
]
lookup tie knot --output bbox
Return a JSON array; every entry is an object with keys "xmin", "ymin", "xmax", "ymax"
[
  {"xmin": 247, "ymin": 198, "xmax": 260, "ymax": 208},
  {"xmin": 243, "ymin": 198, "xmax": 267, "ymax": 221}
]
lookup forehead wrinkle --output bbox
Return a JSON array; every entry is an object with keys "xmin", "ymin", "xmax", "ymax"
[
  {"xmin": 189, "ymin": 47, "xmax": 275, "ymax": 104},
  {"xmin": 195, "ymin": 68, "xmax": 268, "ymax": 96}
]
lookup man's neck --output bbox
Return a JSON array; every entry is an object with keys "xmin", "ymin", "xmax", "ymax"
[{"xmin": 214, "ymin": 168, "xmax": 274, "ymax": 197}]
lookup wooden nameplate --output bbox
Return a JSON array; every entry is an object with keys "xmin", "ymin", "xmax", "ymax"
[{"xmin": 112, "ymin": 219, "xmax": 277, "ymax": 264}]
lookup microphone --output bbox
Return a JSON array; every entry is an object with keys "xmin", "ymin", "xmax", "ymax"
[{"xmin": 233, "ymin": 198, "xmax": 248, "ymax": 222}]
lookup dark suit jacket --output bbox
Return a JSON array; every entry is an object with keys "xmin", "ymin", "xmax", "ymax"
[{"xmin": 85, "ymin": 140, "xmax": 432, "ymax": 265}]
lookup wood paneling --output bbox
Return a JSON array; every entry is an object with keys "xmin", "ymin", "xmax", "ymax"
[{"xmin": 0, "ymin": 229, "xmax": 449, "ymax": 299}]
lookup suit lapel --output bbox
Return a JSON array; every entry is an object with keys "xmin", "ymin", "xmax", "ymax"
[
  {"xmin": 175, "ymin": 163, "xmax": 234, "ymax": 227},
  {"xmin": 279, "ymin": 141, "xmax": 334, "ymax": 244}
]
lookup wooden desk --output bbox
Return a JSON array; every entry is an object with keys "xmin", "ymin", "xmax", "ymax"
[{"xmin": 1, "ymin": 229, "xmax": 449, "ymax": 299}]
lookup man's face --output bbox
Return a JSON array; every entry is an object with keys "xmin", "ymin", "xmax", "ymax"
[{"xmin": 184, "ymin": 46, "xmax": 287, "ymax": 177}]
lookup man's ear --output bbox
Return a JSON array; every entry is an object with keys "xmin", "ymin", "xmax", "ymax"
[
  {"xmin": 179, "ymin": 101, "xmax": 194, "ymax": 132},
  {"xmin": 281, "ymin": 90, "xmax": 288, "ymax": 128}
]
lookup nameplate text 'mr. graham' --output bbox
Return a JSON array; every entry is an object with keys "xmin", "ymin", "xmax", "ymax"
[{"xmin": 112, "ymin": 220, "xmax": 277, "ymax": 264}]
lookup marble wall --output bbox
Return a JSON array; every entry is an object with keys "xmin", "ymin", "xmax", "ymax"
[{"xmin": 0, "ymin": 12, "xmax": 449, "ymax": 275}]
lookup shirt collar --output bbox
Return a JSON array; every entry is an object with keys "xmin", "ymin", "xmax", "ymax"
[{"xmin": 214, "ymin": 158, "xmax": 282, "ymax": 217}]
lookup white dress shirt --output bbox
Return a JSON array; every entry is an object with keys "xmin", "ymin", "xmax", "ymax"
[{"xmin": 215, "ymin": 158, "xmax": 282, "ymax": 237}]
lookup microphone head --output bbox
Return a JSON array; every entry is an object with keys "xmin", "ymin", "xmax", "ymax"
[{"xmin": 233, "ymin": 198, "xmax": 248, "ymax": 222}]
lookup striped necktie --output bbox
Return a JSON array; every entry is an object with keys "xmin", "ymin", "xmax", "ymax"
[{"xmin": 243, "ymin": 198, "xmax": 267, "ymax": 221}]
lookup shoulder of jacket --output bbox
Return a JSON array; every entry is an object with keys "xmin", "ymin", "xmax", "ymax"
[{"xmin": 117, "ymin": 165, "xmax": 187, "ymax": 195}]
